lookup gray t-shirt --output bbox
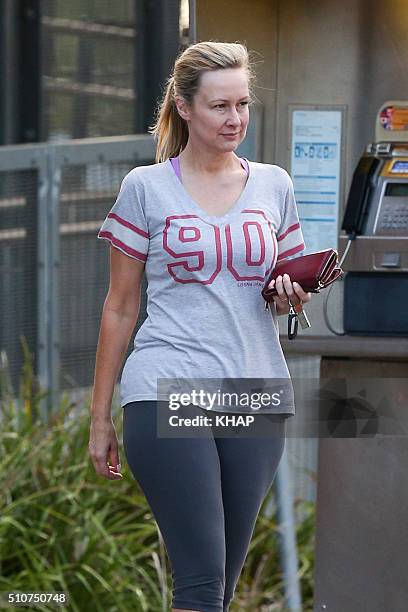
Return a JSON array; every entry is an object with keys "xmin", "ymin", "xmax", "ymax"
[{"xmin": 97, "ymin": 158, "xmax": 306, "ymax": 414}]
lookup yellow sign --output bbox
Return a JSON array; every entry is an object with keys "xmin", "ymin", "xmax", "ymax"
[{"xmin": 380, "ymin": 106, "xmax": 408, "ymax": 131}]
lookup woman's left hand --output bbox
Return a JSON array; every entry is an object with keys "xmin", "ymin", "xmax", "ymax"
[{"xmin": 268, "ymin": 274, "xmax": 312, "ymax": 314}]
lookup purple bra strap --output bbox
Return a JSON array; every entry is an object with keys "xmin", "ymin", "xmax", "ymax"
[
  {"xmin": 240, "ymin": 157, "xmax": 249, "ymax": 174},
  {"xmin": 170, "ymin": 155, "xmax": 182, "ymax": 182},
  {"xmin": 170, "ymin": 156, "xmax": 249, "ymax": 183}
]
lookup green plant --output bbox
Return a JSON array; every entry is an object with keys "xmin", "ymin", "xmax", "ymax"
[{"xmin": 0, "ymin": 345, "xmax": 170, "ymax": 611}]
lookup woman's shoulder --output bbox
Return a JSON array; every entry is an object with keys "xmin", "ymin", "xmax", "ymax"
[
  {"xmin": 122, "ymin": 159, "xmax": 169, "ymax": 184},
  {"xmin": 250, "ymin": 160, "xmax": 292, "ymax": 184}
]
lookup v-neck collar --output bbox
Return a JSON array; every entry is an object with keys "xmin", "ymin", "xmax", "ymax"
[{"xmin": 165, "ymin": 156, "xmax": 254, "ymax": 225}]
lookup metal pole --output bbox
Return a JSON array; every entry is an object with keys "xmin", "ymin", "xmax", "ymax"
[
  {"xmin": 0, "ymin": 0, "xmax": 19, "ymax": 144},
  {"xmin": 47, "ymin": 145, "xmax": 61, "ymax": 418},
  {"xmin": 143, "ymin": 0, "xmax": 180, "ymax": 132},
  {"xmin": 37, "ymin": 156, "xmax": 51, "ymax": 423},
  {"xmin": 274, "ymin": 445, "xmax": 303, "ymax": 611},
  {"xmin": 18, "ymin": 0, "xmax": 41, "ymax": 143},
  {"xmin": 188, "ymin": 0, "xmax": 197, "ymax": 43}
]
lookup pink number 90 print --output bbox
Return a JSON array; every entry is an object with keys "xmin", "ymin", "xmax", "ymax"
[{"xmin": 163, "ymin": 212, "xmax": 277, "ymax": 284}]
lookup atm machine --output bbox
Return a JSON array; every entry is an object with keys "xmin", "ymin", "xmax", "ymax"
[
  {"xmin": 339, "ymin": 103, "xmax": 408, "ymax": 335},
  {"xmin": 314, "ymin": 103, "xmax": 408, "ymax": 612}
]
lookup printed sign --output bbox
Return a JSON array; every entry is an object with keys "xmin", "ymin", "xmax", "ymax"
[{"xmin": 290, "ymin": 109, "xmax": 343, "ymax": 252}]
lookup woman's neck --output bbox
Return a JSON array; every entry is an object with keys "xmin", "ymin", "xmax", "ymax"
[{"xmin": 178, "ymin": 146, "xmax": 241, "ymax": 175}]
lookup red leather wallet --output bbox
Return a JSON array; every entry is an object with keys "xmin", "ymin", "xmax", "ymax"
[{"xmin": 262, "ymin": 248, "xmax": 344, "ymax": 302}]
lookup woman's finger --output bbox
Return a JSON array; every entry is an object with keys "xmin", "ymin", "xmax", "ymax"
[
  {"xmin": 93, "ymin": 457, "xmax": 116, "ymax": 478},
  {"xmin": 274, "ymin": 275, "xmax": 290, "ymax": 302},
  {"xmin": 109, "ymin": 447, "xmax": 121, "ymax": 474},
  {"xmin": 98, "ymin": 461, "xmax": 122, "ymax": 479},
  {"xmin": 108, "ymin": 462, "xmax": 123, "ymax": 477},
  {"xmin": 281, "ymin": 274, "xmax": 299, "ymax": 303},
  {"xmin": 89, "ymin": 447, "xmax": 123, "ymax": 479},
  {"xmin": 280, "ymin": 275, "xmax": 311, "ymax": 303},
  {"xmin": 89, "ymin": 419, "xmax": 123, "ymax": 480},
  {"xmin": 293, "ymin": 282, "xmax": 312, "ymax": 302},
  {"xmin": 268, "ymin": 274, "xmax": 312, "ymax": 305}
]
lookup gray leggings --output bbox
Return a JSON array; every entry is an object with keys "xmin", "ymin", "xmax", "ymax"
[{"xmin": 122, "ymin": 401, "xmax": 286, "ymax": 612}]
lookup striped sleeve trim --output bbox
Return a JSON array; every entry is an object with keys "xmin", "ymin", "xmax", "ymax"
[
  {"xmin": 277, "ymin": 223, "xmax": 305, "ymax": 261},
  {"xmin": 98, "ymin": 231, "xmax": 147, "ymax": 262},
  {"xmin": 97, "ymin": 211, "xmax": 149, "ymax": 262},
  {"xmin": 277, "ymin": 222, "xmax": 300, "ymax": 242},
  {"xmin": 107, "ymin": 212, "xmax": 149, "ymax": 238},
  {"xmin": 277, "ymin": 241, "xmax": 305, "ymax": 261}
]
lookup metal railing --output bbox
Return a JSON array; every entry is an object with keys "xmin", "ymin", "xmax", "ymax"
[{"xmin": 0, "ymin": 134, "xmax": 155, "ymax": 419}]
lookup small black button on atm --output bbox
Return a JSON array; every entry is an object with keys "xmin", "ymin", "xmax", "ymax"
[{"xmin": 380, "ymin": 253, "xmax": 401, "ymax": 268}]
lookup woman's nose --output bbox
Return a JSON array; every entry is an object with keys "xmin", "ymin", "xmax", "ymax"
[{"xmin": 226, "ymin": 106, "xmax": 241, "ymax": 125}]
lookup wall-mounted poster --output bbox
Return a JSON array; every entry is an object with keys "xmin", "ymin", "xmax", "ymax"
[{"xmin": 289, "ymin": 107, "xmax": 345, "ymax": 253}]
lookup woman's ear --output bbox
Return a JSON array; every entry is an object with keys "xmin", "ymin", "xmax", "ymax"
[{"xmin": 174, "ymin": 95, "xmax": 190, "ymax": 122}]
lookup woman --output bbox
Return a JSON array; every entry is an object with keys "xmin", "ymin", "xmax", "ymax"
[{"xmin": 89, "ymin": 41, "xmax": 311, "ymax": 612}]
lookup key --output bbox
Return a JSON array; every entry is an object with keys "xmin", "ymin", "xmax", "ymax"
[
  {"xmin": 288, "ymin": 305, "xmax": 298, "ymax": 340},
  {"xmin": 290, "ymin": 301, "xmax": 312, "ymax": 330},
  {"xmin": 297, "ymin": 306, "xmax": 311, "ymax": 330}
]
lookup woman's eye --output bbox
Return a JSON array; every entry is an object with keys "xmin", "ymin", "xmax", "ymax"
[{"xmin": 214, "ymin": 102, "xmax": 250, "ymax": 109}]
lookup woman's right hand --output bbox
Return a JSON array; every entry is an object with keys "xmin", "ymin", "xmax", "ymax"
[{"xmin": 89, "ymin": 416, "xmax": 124, "ymax": 480}]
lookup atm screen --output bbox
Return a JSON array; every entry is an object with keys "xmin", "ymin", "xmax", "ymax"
[
  {"xmin": 385, "ymin": 183, "xmax": 408, "ymax": 197},
  {"xmin": 391, "ymin": 160, "xmax": 408, "ymax": 173}
]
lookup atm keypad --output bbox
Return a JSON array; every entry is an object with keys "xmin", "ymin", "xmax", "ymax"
[{"xmin": 378, "ymin": 204, "xmax": 408, "ymax": 232}]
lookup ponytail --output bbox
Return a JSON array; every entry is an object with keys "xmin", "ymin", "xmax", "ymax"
[{"xmin": 148, "ymin": 75, "xmax": 189, "ymax": 162}]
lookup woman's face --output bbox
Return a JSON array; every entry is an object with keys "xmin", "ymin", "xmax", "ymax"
[{"xmin": 176, "ymin": 67, "xmax": 251, "ymax": 153}]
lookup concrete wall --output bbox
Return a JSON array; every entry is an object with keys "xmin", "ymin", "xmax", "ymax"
[
  {"xmin": 196, "ymin": 0, "xmax": 408, "ymax": 338},
  {"xmin": 196, "ymin": 0, "xmax": 278, "ymax": 163}
]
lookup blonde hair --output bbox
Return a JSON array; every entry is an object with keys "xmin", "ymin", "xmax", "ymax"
[{"xmin": 148, "ymin": 41, "xmax": 258, "ymax": 163}]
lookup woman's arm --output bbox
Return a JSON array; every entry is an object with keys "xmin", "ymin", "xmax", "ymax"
[{"xmin": 91, "ymin": 246, "xmax": 145, "ymax": 422}]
